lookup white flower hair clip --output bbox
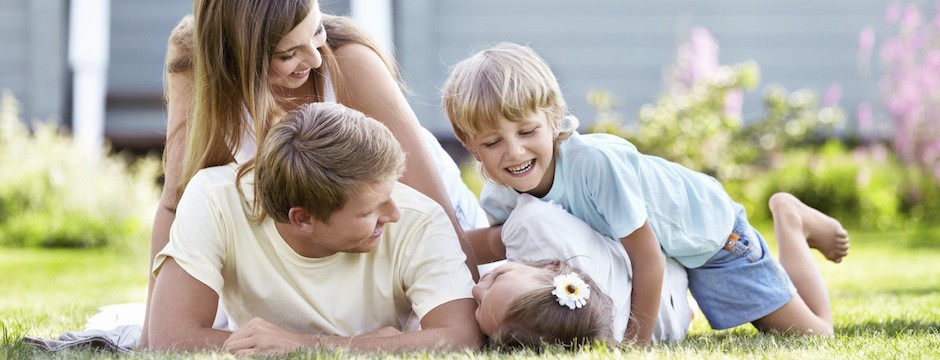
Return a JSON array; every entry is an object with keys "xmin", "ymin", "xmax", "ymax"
[{"xmin": 551, "ymin": 273, "xmax": 591, "ymax": 309}]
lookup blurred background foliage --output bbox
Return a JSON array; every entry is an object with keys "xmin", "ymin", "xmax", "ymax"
[
  {"xmin": 587, "ymin": 25, "xmax": 940, "ymax": 231},
  {"xmin": 3, "ymin": 2, "xmax": 938, "ymax": 249},
  {"xmin": 0, "ymin": 91, "xmax": 160, "ymax": 250}
]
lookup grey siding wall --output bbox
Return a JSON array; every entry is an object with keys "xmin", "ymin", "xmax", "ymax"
[
  {"xmin": 106, "ymin": 0, "xmax": 192, "ymax": 146},
  {"xmin": 397, "ymin": 0, "xmax": 891, "ymax": 137},
  {"xmin": 0, "ymin": 0, "xmax": 67, "ymax": 125}
]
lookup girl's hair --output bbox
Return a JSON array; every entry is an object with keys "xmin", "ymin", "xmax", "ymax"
[
  {"xmin": 442, "ymin": 42, "xmax": 577, "ymax": 148},
  {"xmin": 167, "ymin": 0, "xmax": 400, "ymax": 201},
  {"xmin": 491, "ymin": 260, "xmax": 615, "ymax": 350},
  {"xmin": 241, "ymin": 102, "xmax": 405, "ymax": 223}
]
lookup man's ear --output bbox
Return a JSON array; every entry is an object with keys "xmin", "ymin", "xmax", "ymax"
[{"xmin": 287, "ymin": 207, "xmax": 316, "ymax": 233}]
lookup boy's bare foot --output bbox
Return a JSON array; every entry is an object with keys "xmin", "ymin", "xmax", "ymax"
[{"xmin": 769, "ymin": 193, "xmax": 850, "ymax": 263}]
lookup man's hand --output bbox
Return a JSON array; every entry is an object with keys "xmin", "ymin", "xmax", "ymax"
[{"xmin": 222, "ymin": 317, "xmax": 317, "ymax": 356}]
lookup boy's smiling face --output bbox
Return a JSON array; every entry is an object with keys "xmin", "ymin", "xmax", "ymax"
[{"xmin": 469, "ymin": 111, "xmax": 557, "ymax": 197}]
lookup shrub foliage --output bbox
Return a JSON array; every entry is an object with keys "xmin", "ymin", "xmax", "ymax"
[{"xmin": 0, "ymin": 91, "xmax": 160, "ymax": 249}]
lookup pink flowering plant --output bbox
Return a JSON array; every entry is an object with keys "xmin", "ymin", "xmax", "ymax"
[
  {"xmin": 868, "ymin": 1, "xmax": 940, "ymax": 180},
  {"xmin": 590, "ymin": 27, "xmax": 843, "ymax": 182},
  {"xmin": 589, "ymin": 26, "xmax": 940, "ymax": 229}
]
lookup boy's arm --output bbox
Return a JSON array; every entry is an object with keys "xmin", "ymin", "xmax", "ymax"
[
  {"xmin": 619, "ymin": 220, "xmax": 663, "ymax": 345},
  {"xmin": 148, "ymin": 257, "xmax": 233, "ymax": 350},
  {"xmin": 466, "ymin": 225, "xmax": 506, "ymax": 264},
  {"xmin": 222, "ymin": 299, "xmax": 483, "ymax": 355}
]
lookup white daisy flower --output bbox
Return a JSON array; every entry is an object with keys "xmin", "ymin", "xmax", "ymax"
[{"xmin": 551, "ymin": 273, "xmax": 591, "ymax": 309}]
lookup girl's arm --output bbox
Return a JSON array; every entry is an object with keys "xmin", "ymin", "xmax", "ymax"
[
  {"xmin": 619, "ymin": 221, "xmax": 663, "ymax": 345},
  {"xmin": 332, "ymin": 43, "xmax": 479, "ymax": 280},
  {"xmin": 143, "ymin": 26, "xmax": 194, "ymax": 347},
  {"xmin": 466, "ymin": 225, "xmax": 505, "ymax": 264}
]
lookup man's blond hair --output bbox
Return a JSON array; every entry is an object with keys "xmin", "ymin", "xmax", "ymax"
[
  {"xmin": 241, "ymin": 102, "xmax": 405, "ymax": 223},
  {"xmin": 443, "ymin": 42, "xmax": 575, "ymax": 147}
]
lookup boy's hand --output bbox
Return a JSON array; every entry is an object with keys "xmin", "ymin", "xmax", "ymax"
[{"xmin": 620, "ymin": 220, "xmax": 664, "ymax": 345}]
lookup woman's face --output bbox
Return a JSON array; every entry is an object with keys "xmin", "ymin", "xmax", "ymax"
[
  {"xmin": 471, "ymin": 262, "xmax": 547, "ymax": 337},
  {"xmin": 269, "ymin": 3, "xmax": 327, "ymax": 90}
]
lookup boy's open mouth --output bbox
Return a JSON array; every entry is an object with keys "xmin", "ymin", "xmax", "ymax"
[{"xmin": 506, "ymin": 160, "xmax": 535, "ymax": 175}]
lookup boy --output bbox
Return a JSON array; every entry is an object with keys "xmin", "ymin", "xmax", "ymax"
[{"xmin": 444, "ymin": 43, "xmax": 849, "ymax": 344}]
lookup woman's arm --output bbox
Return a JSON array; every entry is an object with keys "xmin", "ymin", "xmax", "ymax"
[
  {"xmin": 620, "ymin": 221, "xmax": 663, "ymax": 345},
  {"xmin": 332, "ymin": 43, "xmax": 479, "ymax": 280},
  {"xmin": 142, "ymin": 19, "xmax": 195, "ymax": 347}
]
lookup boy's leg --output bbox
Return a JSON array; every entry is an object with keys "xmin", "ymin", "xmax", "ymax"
[{"xmin": 752, "ymin": 192, "xmax": 849, "ymax": 335}]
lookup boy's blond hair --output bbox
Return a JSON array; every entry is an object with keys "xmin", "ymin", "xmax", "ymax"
[
  {"xmin": 443, "ymin": 43, "xmax": 576, "ymax": 147},
  {"xmin": 238, "ymin": 102, "xmax": 405, "ymax": 223}
]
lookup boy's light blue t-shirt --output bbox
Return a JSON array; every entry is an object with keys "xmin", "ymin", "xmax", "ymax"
[{"xmin": 480, "ymin": 132, "xmax": 738, "ymax": 268}]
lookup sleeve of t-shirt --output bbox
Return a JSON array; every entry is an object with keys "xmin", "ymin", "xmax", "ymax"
[
  {"xmin": 398, "ymin": 204, "xmax": 475, "ymax": 320},
  {"xmin": 479, "ymin": 183, "xmax": 518, "ymax": 226},
  {"xmin": 579, "ymin": 145, "xmax": 649, "ymax": 239},
  {"xmin": 152, "ymin": 172, "xmax": 227, "ymax": 294}
]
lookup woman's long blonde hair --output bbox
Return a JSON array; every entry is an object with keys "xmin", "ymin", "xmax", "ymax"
[{"xmin": 166, "ymin": 0, "xmax": 400, "ymax": 200}]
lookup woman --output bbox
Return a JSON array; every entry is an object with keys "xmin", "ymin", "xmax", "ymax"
[
  {"xmin": 472, "ymin": 193, "xmax": 849, "ymax": 348},
  {"xmin": 145, "ymin": 0, "xmax": 486, "ymax": 345}
]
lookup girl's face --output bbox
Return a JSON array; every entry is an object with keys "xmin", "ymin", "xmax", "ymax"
[
  {"xmin": 471, "ymin": 262, "xmax": 548, "ymax": 336},
  {"xmin": 469, "ymin": 111, "xmax": 557, "ymax": 197},
  {"xmin": 269, "ymin": 3, "xmax": 327, "ymax": 90}
]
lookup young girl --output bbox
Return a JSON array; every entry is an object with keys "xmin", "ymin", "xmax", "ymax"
[
  {"xmin": 146, "ymin": 0, "xmax": 486, "ymax": 345},
  {"xmin": 444, "ymin": 43, "xmax": 850, "ymax": 344},
  {"xmin": 474, "ymin": 194, "xmax": 695, "ymax": 347},
  {"xmin": 473, "ymin": 192, "xmax": 850, "ymax": 348}
]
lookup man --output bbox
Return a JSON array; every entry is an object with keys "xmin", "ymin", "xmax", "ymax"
[{"xmin": 148, "ymin": 103, "xmax": 482, "ymax": 355}]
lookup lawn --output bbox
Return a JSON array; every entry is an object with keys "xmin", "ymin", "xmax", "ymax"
[{"xmin": 1, "ymin": 227, "xmax": 938, "ymax": 359}]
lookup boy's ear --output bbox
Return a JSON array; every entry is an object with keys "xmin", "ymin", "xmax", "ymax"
[
  {"xmin": 468, "ymin": 147, "xmax": 482, "ymax": 162},
  {"xmin": 460, "ymin": 140, "xmax": 482, "ymax": 161},
  {"xmin": 288, "ymin": 206, "xmax": 316, "ymax": 232}
]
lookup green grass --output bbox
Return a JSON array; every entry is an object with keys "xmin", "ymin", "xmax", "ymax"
[{"xmin": 1, "ymin": 228, "xmax": 939, "ymax": 359}]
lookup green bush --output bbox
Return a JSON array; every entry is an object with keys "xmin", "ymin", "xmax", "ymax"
[
  {"xmin": 0, "ymin": 91, "xmax": 161, "ymax": 250},
  {"xmin": 724, "ymin": 141, "xmax": 940, "ymax": 230}
]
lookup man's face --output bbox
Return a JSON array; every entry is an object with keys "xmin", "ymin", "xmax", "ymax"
[{"xmin": 303, "ymin": 180, "xmax": 400, "ymax": 257}]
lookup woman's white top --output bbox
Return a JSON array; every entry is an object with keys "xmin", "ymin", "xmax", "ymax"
[{"xmin": 499, "ymin": 194, "xmax": 692, "ymax": 343}]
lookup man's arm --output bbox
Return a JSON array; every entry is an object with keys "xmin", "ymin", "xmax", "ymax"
[
  {"xmin": 620, "ymin": 221, "xmax": 663, "ymax": 345},
  {"xmin": 466, "ymin": 225, "xmax": 506, "ymax": 264},
  {"xmin": 222, "ymin": 299, "xmax": 483, "ymax": 355},
  {"xmin": 148, "ymin": 258, "xmax": 232, "ymax": 351}
]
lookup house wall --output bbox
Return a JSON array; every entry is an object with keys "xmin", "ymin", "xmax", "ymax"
[
  {"xmin": 397, "ymin": 0, "xmax": 893, "ymax": 136},
  {"xmin": 0, "ymin": 0, "xmax": 905, "ymax": 148},
  {"xmin": 0, "ymin": 0, "xmax": 68, "ymax": 125}
]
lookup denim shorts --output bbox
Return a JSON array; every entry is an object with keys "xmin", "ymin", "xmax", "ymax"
[{"xmin": 686, "ymin": 208, "xmax": 797, "ymax": 330}]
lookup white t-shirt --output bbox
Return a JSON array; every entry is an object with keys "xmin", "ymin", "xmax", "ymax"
[
  {"xmin": 500, "ymin": 194, "xmax": 691, "ymax": 342},
  {"xmin": 153, "ymin": 164, "xmax": 475, "ymax": 336}
]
